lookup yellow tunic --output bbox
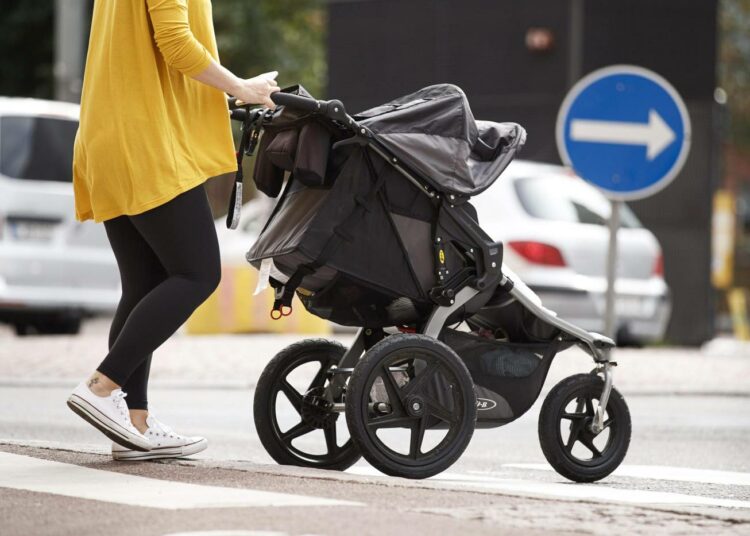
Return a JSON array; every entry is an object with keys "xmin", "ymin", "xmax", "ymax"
[{"xmin": 73, "ymin": 0, "xmax": 236, "ymax": 222}]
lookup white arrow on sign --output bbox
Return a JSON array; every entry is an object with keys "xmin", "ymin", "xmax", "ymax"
[{"xmin": 570, "ymin": 109, "xmax": 676, "ymax": 160}]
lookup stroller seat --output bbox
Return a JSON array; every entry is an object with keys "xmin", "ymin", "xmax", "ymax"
[{"xmin": 244, "ymin": 83, "xmax": 525, "ymax": 327}]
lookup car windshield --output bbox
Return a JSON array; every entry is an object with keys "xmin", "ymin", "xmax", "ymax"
[
  {"xmin": 513, "ymin": 175, "xmax": 642, "ymax": 228},
  {"xmin": 0, "ymin": 115, "xmax": 78, "ymax": 182}
]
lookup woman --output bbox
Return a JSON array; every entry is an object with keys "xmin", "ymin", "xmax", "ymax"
[{"xmin": 66, "ymin": 0, "xmax": 278, "ymax": 459}]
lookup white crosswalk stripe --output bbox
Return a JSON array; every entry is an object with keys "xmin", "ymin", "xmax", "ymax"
[
  {"xmin": 503, "ymin": 463, "xmax": 750, "ymax": 486},
  {"xmin": 346, "ymin": 465, "xmax": 750, "ymax": 509},
  {"xmin": 0, "ymin": 452, "xmax": 360, "ymax": 510}
]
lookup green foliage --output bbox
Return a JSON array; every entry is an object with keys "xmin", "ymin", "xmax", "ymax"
[
  {"xmin": 0, "ymin": 0, "xmax": 327, "ymax": 101},
  {"xmin": 212, "ymin": 0, "xmax": 327, "ymax": 97},
  {"xmin": 0, "ymin": 1, "xmax": 55, "ymax": 98},
  {"xmin": 720, "ymin": 0, "xmax": 750, "ymax": 149}
]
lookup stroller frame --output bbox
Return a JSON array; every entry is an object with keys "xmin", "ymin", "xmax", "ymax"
[{"xmin": 232, "ymin": 90, "xmax": 626, "ymax": 480}]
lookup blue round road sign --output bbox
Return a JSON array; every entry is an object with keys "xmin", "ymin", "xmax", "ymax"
[{"xmin": 556, "ymin": 65, "xmax": 691, "ymax": 200}]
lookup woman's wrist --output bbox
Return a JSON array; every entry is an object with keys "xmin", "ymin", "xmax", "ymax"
[{"xmin": 226, "ymin": 76, "xmax": 244, "ymax": 98}]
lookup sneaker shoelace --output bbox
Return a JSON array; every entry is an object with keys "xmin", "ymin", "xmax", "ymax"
[
  {"xmin": 150, "ymin": 417, "xmax": 178, "ymax": 440},
  {"xmin": 113, "ymin": 391, "xmax": 138, "ymax": 433}
]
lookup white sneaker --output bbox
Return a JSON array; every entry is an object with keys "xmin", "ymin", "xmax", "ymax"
[
  {"xmin": 112, "ymin": 415, "xmax": 207, "ymax": 461},
  {"xmin": 67, "ymin": 382, "xmax": 151, "ymax": 452}
]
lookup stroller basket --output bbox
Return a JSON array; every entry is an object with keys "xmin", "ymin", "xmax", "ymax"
[{"xmin": 441, "ymin": 328, "xmax": 561, "ymax": 428}]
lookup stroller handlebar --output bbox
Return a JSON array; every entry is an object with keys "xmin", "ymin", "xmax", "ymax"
[
  {"xmin": 227, "ymin": 94, "xmax": 352, "ymax": 125},
  {"xmin": 271, "ymin": 92, "xmax": 321, "ymax": 112},
  {"xmin": 272, "ymin": 93, "xmax": 351, "ymax": 124}
]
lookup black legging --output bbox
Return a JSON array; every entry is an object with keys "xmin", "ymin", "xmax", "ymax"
[{"xmin": 98, "ymin": 184, "xmax": 221, "ymax": 409}]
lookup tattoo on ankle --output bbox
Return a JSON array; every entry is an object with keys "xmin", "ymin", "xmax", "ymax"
[{"xmin": 87, "ymin": 377, "xmax": 100, "ymax": 388}]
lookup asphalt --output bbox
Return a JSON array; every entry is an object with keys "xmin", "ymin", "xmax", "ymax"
[
  {"xmin": 1, "ymin": 320, "xmax": 750, "ymax": 535},
  {"xmin": 2, "ymin": 443, "xmax": 749, "ymax": 536}
]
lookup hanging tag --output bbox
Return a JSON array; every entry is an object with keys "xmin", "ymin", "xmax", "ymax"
[
  {"xmin": 254, "ymin": 258, "xmax": 272, "ymax": 295},
  {"xmin": 227, "ymin": 181, "xmax": 243, "ymax": 230}
]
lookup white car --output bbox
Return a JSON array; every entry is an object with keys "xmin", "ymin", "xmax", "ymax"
[
  {"xmin": 0, "ymin": 97, "xmax": 119, "ymax": 335},
  {"xmin": 473, "ymin": 159, "xmax": 671, "ymax": 345}
]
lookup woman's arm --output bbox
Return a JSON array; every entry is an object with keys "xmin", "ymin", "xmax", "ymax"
[
  {"xmin": 147, "ymin": 0, "xmax": 279, "ymax": 106},
  {"xmin": 192, "ymin": 64, "xmax": 279, "ymax": 108}
]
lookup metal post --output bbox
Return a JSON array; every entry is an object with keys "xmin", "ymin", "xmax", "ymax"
[
  {"xmin": 54, "ymin": 0, "xmax": 88, "ymax": 103},
  {"xmin": 604, "ymin": 200, "xmax": 621, "ymax": 344},
  {"xmin": 567, "ymin": 0, "xmax": 584, "ymax": 88}
]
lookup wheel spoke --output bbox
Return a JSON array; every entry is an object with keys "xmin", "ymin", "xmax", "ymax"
[
  {"xmin": 579, "ymin": 435, "xmax": 602, "ymax": 458},
  {"xmin": 585, "ymin": 397, "xmax": 595, "ymax": 417},
  {"xmin": 565, "ymin": 430, "xmax": 578, "ymax": 453},
  {"xmin": 367, "ymin": 414, "xmax": 414, "ymax": 429},
  {"xmin": 380, "ymin": 365, "xmax": 405, "ymax": 411},
  {"xmin": 280, "ymin": 379, "xmax": 303, "ymax": 414},
  {"xmin": 323, "ymin": 422, "xmax": 338, "ymax": 454},
  {"xmin": 424, "ymin": 396, "xmax": 455, "ymax": 425},
  {"xmin": 402, "ymin": 360, "xmax": 441, "ymax": 397},
  {"xmin": 561, "ymin": 412, "xmax": 587, "ymax": 421},
  {"xmin": 565, "ymin": 418, "xmax": 584, "ymax": 453},
  {"xmin": 409, "ymin": 417, "xmax": 427, "ymax": 459},
  {"xmin": 602, "ymin": 417, "xmax": 613, "ymax": 430},
  {"xmin": 282, "ymin": 420, "xmax": 315, "ymax": 443},
  {"xmin": 308, "ymin": 361, "xmax": 330, "ymax": 391}
]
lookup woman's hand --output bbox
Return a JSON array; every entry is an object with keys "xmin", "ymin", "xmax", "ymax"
[
  {"xmin": 232, "ymin": 71, "xmax": 280, "ymax": 108},
  {"xmin": 190, "ymin": 61, "xmax": 280, "ymax": 108}
]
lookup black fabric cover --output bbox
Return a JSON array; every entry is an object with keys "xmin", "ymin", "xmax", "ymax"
[
  {"xmin": 355, "ymin": 84, "xmax": 527, "ymax": 196},
  {"xmin": 247, "ymin": 148, "xmax": 439, "ymax": 327}
]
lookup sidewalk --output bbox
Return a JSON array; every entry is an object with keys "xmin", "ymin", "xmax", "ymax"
[{"xmin": 1, "ymin": 319, "xmax": 748, "ymax": 395}]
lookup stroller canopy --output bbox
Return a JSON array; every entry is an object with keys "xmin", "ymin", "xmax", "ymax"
[{"xmin": 354, "ymin": 84, "xmax": 526, "ymax": 197}]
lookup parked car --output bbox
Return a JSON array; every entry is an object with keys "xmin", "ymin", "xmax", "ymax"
[
  {"xmin": 0, "ymin": 97, "xmax": 119, "ymax": 335},
  {"xmin": 221, "ymin": 159, "xmax": 669, "ymax": 344},
  {"xmin": 473, "ymin": 159, "xmax": 671, "ymax": 345}
]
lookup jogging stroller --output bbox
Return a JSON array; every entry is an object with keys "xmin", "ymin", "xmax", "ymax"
[{"xmin": 229, "ymin": 84, "xmax": 631, "ymax": 481}]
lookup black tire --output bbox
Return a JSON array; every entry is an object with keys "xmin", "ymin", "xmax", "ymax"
[
  {"xmin": 538, "ymin": 373, "xmax": 631, "ymax": 483},
  {"xmin": 38, "ymin": 316, "xmax": 82, "ymax": 335},
  {"xmin": 345, "ymin": 334, "xmax": 476, "ymax": 479},
  {"xmin": 13, "ymin": 323, "xmax": 30, "ymax": 336},
  {"xmin": 253, "ymin": 339, "xmax": 361, "ymax": 471},
  {"xmin": 15, "ymin": 314, "xmax": 82, "ymax": 336}
]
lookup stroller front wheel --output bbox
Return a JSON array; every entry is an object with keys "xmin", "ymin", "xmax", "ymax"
[
  {"xmin": 345, "ymin": 333, "xmax": 477, "ymax": 479},
  {"xmin": 538, "ymin": 373, "xmax": 631, "ymax": 483}
]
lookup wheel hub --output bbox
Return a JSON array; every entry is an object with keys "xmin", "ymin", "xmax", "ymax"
[
  {"xmin": 405, "ymin": 396, "xmax": 425, "ymax": 417},
  {"xmin": 301, "ymin": 386, "xmax": 337, "ymax": 429}
]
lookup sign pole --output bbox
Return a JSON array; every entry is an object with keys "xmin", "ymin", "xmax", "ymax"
[
  {"xmin": 604, "ymin": 201, "xmax": 621, "ymax": 345},
  {"xmin": 556, "ymin": 65, "xmax": 691, "ymax": 347}
]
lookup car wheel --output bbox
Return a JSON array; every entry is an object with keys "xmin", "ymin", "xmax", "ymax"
[{"xmin": 13, "ymin": 323, "xmax": 31, "ymax": 336}]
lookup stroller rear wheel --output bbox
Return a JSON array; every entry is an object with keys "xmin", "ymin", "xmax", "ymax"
[
  {"xmin": 253, "ymin": 339, "xmax": 361, "ymax": 471},
  {"xmin": 345, "ymin": 334, "xmax": 476, "ymax": 479},
  {"xmin": 538, "ymin": 373, "xmax": 631, "ymax": 483}
]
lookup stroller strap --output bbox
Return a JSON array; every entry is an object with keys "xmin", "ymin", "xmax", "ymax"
[{"xmin": 226, "ymin": 110, "xmax": 265, "ymax": 229}]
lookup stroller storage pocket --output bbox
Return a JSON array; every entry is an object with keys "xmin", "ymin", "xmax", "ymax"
[{"xmin": 441, "ymin": 329, "xmax": 557, "ymax": 428}]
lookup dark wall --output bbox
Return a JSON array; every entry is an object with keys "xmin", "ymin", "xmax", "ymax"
[
  {"xmin": 327, "ymin": 0, "xmax": 570, "ymax": 160},
  {"xmin": 327, "ymin": 0, "xmax": 719, "ymax": 345}
]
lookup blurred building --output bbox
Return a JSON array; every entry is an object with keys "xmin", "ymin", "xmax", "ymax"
[{"xmin": 327, "ymin": 0, "xmax": 720, "ymax": 345}]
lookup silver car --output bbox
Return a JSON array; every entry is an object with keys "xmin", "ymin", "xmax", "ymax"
[
  {"xmin": 0, "ymin": 97, "xmax": 119, "ymax": 335},
  {"xmin": 473, "ymin": 159, "xmax": 671, "ymax": 345}
]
